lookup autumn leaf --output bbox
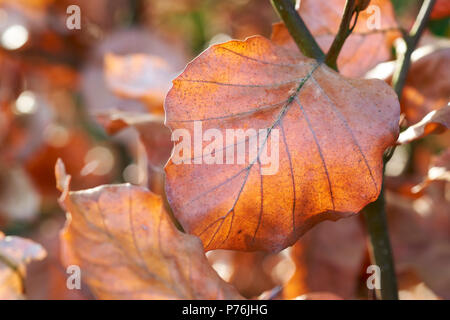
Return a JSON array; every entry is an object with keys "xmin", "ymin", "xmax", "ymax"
[
  {"xmin": 0, "ymin": 232, "xmax": 47, "ymax": 299},
  {"xmin": 398, "ymin": 46, "xmax": 450, "ymax": 124},
  {"xmin": 386, "ymin": 189, "xmax": 450, "ymax": 299},
  {"xmin": 412, "ymin": 148, "xmax": 450, "ymax": 193},
  {"xmin": 283, "ymin": 216, "xmax": 366, "ymax": 299},
  {"xmin": 398, "ymin": 104, "xmax": 450, "ymax": 144},
  {"xmin": 96, "ymin": 110, "xmax": 173, "ymax": 170},
  {"xmin": 55, "ymin": 159, "xmax": 242, "ymax": 300},
  {"xmin": 164, "ymin": 36, "xmax": 400, "ymax": 252},
  {"xmin": 271, "ymin": 0, "xmax": 399, "ymax": 78},
  {"xmin": 207, "ymin": 250, "xmax": 290, "ymax": 298},
  {"xmin": 104, "ymin": 53, "xmax": 178, "ymax": 114}
]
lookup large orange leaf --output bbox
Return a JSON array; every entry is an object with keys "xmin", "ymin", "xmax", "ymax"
[
  {"xmin": 55, "ymin": 159, "xmax": 242, "ymax": 300},
  {"xmin": 271, "ymin": 0, "xmax": 399, "ymax": 78},
  {"xmin": 164, "ymin": 36, "xmax": 400, "ymax": 252}
]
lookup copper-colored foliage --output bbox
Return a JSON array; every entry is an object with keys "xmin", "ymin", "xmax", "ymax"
[
  {"xmin": 0, "ymin": 232, "xmax": 47, "ymax": 299},
  {"xmin": 386, "ymin": 188, "xmax": 450, "ymax": 299},
  {"xmin": 271, "ymin": 0, "xmax": 399, "ymax": 78},
  {"xmin": 55, "ymin": 159, "xmax": 242, "ymax": 300},
  {"xmin": 283, "ymin": 216, "xmax": 366, "ymax": 299},
  {"xmin": 413, "ymin": 148, "xmax": 450, "ymax": 193},
  {"xmin": 400, "ymin": 47, "xmax": 450, "ymax": 124},
  {"xmin": 398, "ymin": 104, "xmax": 450, "ymax": 144},
  {"xmin": 104, "ymin": 53, "xmax": 177, "ymax": 114},
  {"xmin": 164, "ymin": 36, "xmax": 399, "ymax": 252},
  {"xmin": 96, "ymin": 111, "xmax": 173, "ymax": 169}
]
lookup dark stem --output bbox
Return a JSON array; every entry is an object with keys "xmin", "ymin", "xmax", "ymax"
[
  {"xmin": 392, "ymin": 0, "xmax": 436, "ymax": 96},
  {"xmin": 324, "ymin": 0, "xmax": 357, "ymax": 71},
  {"xmin": 363, "ymin": 0, "xmax": 436, "ymax": 300},
  {"xmin": 363, "ymin": 186, "xmax": 398, "ymax": 300},
  {"xmin": 271, "ymin": 0, "xmax": 325, "ymax": 60}
]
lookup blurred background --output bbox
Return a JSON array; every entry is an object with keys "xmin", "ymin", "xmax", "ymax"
[{"xmin": 0, "ymin": 0, "xmax": 448, "ymax": 300}]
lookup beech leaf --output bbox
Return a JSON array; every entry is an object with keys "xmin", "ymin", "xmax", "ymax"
[
  {"xmin": 398, "ymin": 47, "xmax": 450, "ymax": 124},
  {"xmin": 398, "ymin": 104, "xmax": 450, "ymax": 144},
  {"xmin": 96, "ymin": 111, "xmax": 173, "ymax": 169},
  {"xmin": 412, "ymin": 148, "xmax": 450, "ymax": 193},
  {"xmin": 164, "ymin": 36, "xmax": 400, "ymax": 251},
  {"xmin": 55, "ymin": 159, "xmax": 242, "ymax": 300},
  {"xmin": 104, "ymin": 53, "xmax": 177, "ymax": 113},
  {"xmin": 0, "ymin": 232, "xmax": 47, "ymax": 300}
]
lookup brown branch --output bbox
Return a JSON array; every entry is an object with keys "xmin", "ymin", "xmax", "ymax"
[
  {"xmin": 363, "ymin": 0, "xmax": 437, "ymax": 301},
  {"xmin": 271, "ymin": 0, "xmax": 325, "ymax": 60},
  {"xmin": 392, "ymin": 0, "xmax": 437, "ymax": 97},
  {"xmin": 324, "ymin": 0, "xmax": 358, "ymax": 71}
]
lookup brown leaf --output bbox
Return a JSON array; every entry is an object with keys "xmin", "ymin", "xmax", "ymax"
[
  {"xmin": 386, "ymin": 189, "xmax": 450, "ymax": 299},
  {"xmin": 0, "ymin": 232, "xmax": 47, "ymax": 299},
  {"xmin": 412, "ymin": 148, "xmax": 450, "ymax": 193},
  {"xmin": 104, "ymin": 54, "xmax": 177, "ymax": 114},
  {"xmin": 283, "ymin": 216, "xmax": 366, "ymax": 299},
  {"xmin": 55, "ymin": 159, "xmax": 242, "ymax": 300},
  {"xmin": 398, "ymin": 104, "xmax": 450, "ymax": 144},
  {"xmin": 399, "ymin": 46, "xmax": 450, "ymax": 124},
  {"xmin": 164, "ymin": 36, "xmax": 400, "ymax": 251},
  {"xmin": 271, "ymin": 0, "xmax": 399, "ymax": 78},
  {"xmin": 206, "ymin": 250, "xmax": 292, "ymax": 298},
  {"xmin": 96, "ymin": 111, "xmax": 173, "ymax": 169}
]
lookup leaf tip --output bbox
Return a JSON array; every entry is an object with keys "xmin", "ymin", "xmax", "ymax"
[{"xmin": 55, "ymin": 158, "xmax": 71, "ymax": 204}]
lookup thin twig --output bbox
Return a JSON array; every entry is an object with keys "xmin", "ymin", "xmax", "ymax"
[
  {"xmin": 325, "ymin": 0, "xmax": 357, "ymax": 71},
  {"xmin": 271, "ymin": 0, "xmax": 325, "ymax": 60},
  {"xmin": 392, "ymin": 0, "xmax": 437, "ymax": 97},
  {"xmin": 363, "ymin": 0, "xmax": 437, "ymax": 301}
]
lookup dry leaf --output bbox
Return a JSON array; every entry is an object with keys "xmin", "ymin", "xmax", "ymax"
[
  {"xmin": 399, "ymin": 47, "xmax": 450, "ymax": 124},
  {"xmin": 0, "ymin": 232, "xmax": 47, "ymax": 299},
  {"xmin": 55, "ymin": 159, "xmax": 242, "ymax": 300},
  {"xmin": 96, "ymin": 111, "xmax": 173, "ymax": 169},
  {"xmin": 164, "ymin": 36, "xmax": 399, "ymax": 251},
  {"xmin": 398, "ymin": 104, "xmax": 450, "ymax": 144},
  {"xmin": 104, "ymin": 54, "xmax": 177, "ymax": 114},
  {"xmin": 412, "ymin": 148, "xmax": 450, "ymax": 193},
  {"xmin": 386, "ymin": 189, "xmax": 450, "ymax": 299},
  {"xmin": 283, "ymin": 216, "xmax": 366, "ymax": 299},
  {"xmin": 207, "ymin": 250, "xmax": 291, "ymax": 298},
  {"xmin": 271, "ymin": 0, "xmax": 399, "ymax": 78}
]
